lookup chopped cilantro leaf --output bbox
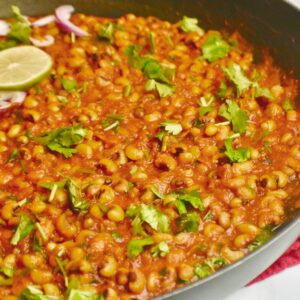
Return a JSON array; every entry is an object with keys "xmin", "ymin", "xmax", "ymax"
[
  {"xmin": 282, "ymin": 100, "xmax": 294, "ymax": 112},
  {"xmin": 60, "ymin": 78, "xmax": 77, "ymax": 93},
  {"xmin": 102, "ymin": 114, "xmax": 124, "ymax": 131},
  {"xmin": 8, "ymin": 6, "xmax": 31, "ymax": 43},
  {"xmin": 202, "ymin": 33, "xmax": 229, "ymax": 62},
  {"xmin": 160, "ymin": 120, "xmax": 182, "ymax": 136},
  {"xmin": 224, "ymin": 138, "xmax": 251, "ymax": 163},
  {"xmin": 195, "ymin": 257, "xmax": 225, "ymax": 279},
  {"xmin": 127, "ymin": 237, "xmax": 154, "ymax": 259},
  {"xmin": 11, "ymin": 214, "xmax": 35, "ymax": 246},
  {"xmin": 199, "ymin": 106, "xmax": 214, "ymax": 116},
  {"xmin": 150, "ymin": 241, "xmax": 170, "ymax": 257},
  {"xmin": 254, "ymin": 85, "xmax": 274, "ymax": 100},
  {"xmin": 112, "ymin": 231, "xmax": 123, "ymax": 242},
  {"xmin": 35, "ymin": 125, "xmax": 86, "ymax": 158},
  {"xmin": 126, "ymin": 204, "xmax": 169, "ymax": 235},
  {"xmin": 179, "ymin": 16, "xmax": 204, "ymax": 35},
  {"xmin": 0, "ymin": 266, "xmax": 15, "ymax": 278},
  {"xmin": 125, "ymin": 45, "xmax": 175, "ymax": 97},
  {"xmin": 223, "ymin": 63, "xmax": 252, "ymax": 95},
  {"xmin": 98, "ymin": 22, "xmax": 115, "ymax": 42},
  {"xmin": 176, "ymin": 211, "xmax": 200, "ymax": 232},
  {"xmin": 175, "ymin": 189, "xmax": 204, "ymax": 215},
  {"xmin": 218, "ymin": 80, "xmax": 227, "ymax": 98},
  {"xmin": 219, "ymin": 99, "xmax": 248, "ymax": 134},
  {"xmin": 150, "ymin": 185, "xmax": 165, "ymax": 199},
  {"xmin": 145, "ymin": 79, "xmax": 174, "ymax": 97},
  {"xmin": 248, "ymin": 225, "xmax": 273, "ymax": 251},
  {"xmin": 149, "ymin": 32, "xmax": 155, "ymax": 54},
  {"xmin": 19, "ymin": 284, "xmax": 61, "ymax": 300},
  {"xmin": 66, "ymin": 178, "xmax": 89, "ymax": 212},
  {"xmin": 7, "ymin": 148, "xmax": 18, "ymax": 163}
]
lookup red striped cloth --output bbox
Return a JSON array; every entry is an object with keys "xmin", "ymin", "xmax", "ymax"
[{"xmin": 250, "ymin": 237, "xmax": 300, "ymax": 284}]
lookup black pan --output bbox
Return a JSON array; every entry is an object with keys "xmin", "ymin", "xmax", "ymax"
[{"xmin": 0, "ymin": 1, "xmax": 299, "ymax": 299}]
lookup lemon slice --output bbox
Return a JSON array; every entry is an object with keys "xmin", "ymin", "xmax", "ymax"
[{"xmin": 0, "ymin": 45, "xmax": 53, "ymax": 90}]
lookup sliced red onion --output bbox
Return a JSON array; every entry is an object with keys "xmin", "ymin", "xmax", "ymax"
[
  {"xmin": 0, "ymin": 91, "xmax": 26, "ymax": 111},
  {"xmin": 30, "ymin": 35, "xmax": 55, "ymax": 47},
  {"xmin": 0, "ymin": 20, "xmax": 10, "ymax": 36},
  {"xmin": 55, "ymin": 5, "xmax": 88, "ymax": 37},
  {"xmin": 31, "ymin": 15, "xmax": 55, "ymax": 27}
]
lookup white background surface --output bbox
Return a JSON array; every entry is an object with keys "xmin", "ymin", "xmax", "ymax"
[{"xmin": 225, "ymin": 0, "xmax": 300, "ymax": 299}]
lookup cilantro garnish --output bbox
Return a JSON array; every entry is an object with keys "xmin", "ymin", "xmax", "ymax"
[
  {"xmin": 199, "ymin": 106, "xmax": 214, "ymax": 116},
  {"xmin": 125, "ymin": 45, "xmax": 175, "ymax": 97},
  {"xmin": 7, "ymin": 148, "xmax": 19, "ymax": 163},
  {"xmin": 174, "ymin": 189, "xmax": 204, "ymax": 215},
  {"xmin": 194, "ymin": 257, "xmax": 226, "ymax": 279},
  {"xmin": 223, "ymin": 63, "xmax": 252, "ymax": 95},
  {"xmin": 282, "ymin": 99, "xmax": 294, "ymax": 112},
  {"xmin": 127, "ymin": 237, "xmax": 154, "ymax": 259},
  {"xmin": 150, "ymin": 241, "xmax": 170, "ymax": 257},
  {"xmin": 66, "ymin": 178, "xmax": 89, "ymax": 212},
  {"xmin": 248, "ymin": 225, "xmax": 273, "ymax": 251},
  {"xmin": 98, "ymin": 22, "xmax": 115, "ymax": 42},
  {"xmin": 35, "ymin": 125, "xmax": 86, "ymax": 158},
  {"xmin": 156, "ymin": 120, "xmax": 182, "ymax": 141},
  {"xmin": 224, "ymin": 138, "xmax": 251, "ymax": 163},
  {"xmin": 202, "ymin": 33, "xmax": 229, "ymax": 62},
  {"xmin": 126, "ymin": 203, "xmax": 170, "ymax": 235},
  {"xmin": 218, "ymin": 80, "xmax": 227, "ymax": 98},
  {"xmin": 19, "ymin": 285, "xmax": 61, "ymax": 300},
  {"xmin": 254, "ymin": 85, "xmax": 274, "ymax": 100},
  {"xmin": 149, "ymin": 32, "xmax": 155, "ymax": 54},
  {"xmin": 179, "ymin": 16, "xmax": 204, "ymax": 35},
  {"xmin": 176, "ymin": 211, "xmax": 200, "ymax": 232},
  {"xmin": 102, "ymin": 114, "xmax": 124, "ymax": 131},
  {"xmin": 219, "ymin": 99, "xmax": 248, "ymax": 134},
  {"xmin": 8, "ymin": 6, "xmax": 31, "ymax": 43},
  {"xmin": 60, "ymin": 78, "xmax": 78, "ymax": 93},
  {"xmin": 11, "ymin": 214, "xmax": 35, "ymax": 246}
]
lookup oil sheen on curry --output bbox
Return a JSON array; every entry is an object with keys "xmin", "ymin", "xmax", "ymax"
[{"xmin": 0, "ymin": 4, "xmax": 298, "ymax": 300}]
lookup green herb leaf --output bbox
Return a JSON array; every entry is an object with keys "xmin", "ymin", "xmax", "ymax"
[
  {"xmin": 223, "ymin": 63, "xmax": 252, "ymax": 95},
  {"xmin": 150, "ymin": 185, "xmax": 165, "ymax": 199},
  {"xmin": 219, "ymin": 99, "xmax": 248, "ymax": 134},
  {"xmin": 98, "ymin": 22, "xmax": 115, "ymax": 42},
  {"xmin": 149, "ymin": 32, "xmax": 155, "ymax": 54},
  {"xmin": 125, "ymin": 45, "xmax": 175, "ymax": 97},
  {"xmin": 282, "ymin": 100, "xmax": 294, "ymax": 112},
  {"xmin": 127, "ymin": 237, "xmax": 154, "ymax": 259},
  {"xmin": 179, "ymin": 16, "xmax": 204, "ymax": 35},
  {"xmin": 218, "ymin": 80, "xmax": 227, "ymax": 98},
  {"xmin": 60, "ymin": 78, "xmax": 77, "ymax": 93},
  {"xmin": 126, "ymin": 204, "xmax": 169, "ymax": 235},
  {"xmin": 112, "ymin": 231, "xmax": 123, "ymax": 242},
  {"xmin": 194, "ymin": 257, "xmax": 225, "ymax": 279},
  {"xmin": 202, "ymin": 33, "xmax": 229, "ymax": 62},
  {"xmin": 7, "ymin": 148, "xmax": 19, "ymax": 163},
  {"xmin": 176, "ymin": 211, "xmax": 200, "ymax": 232},
  {"xmin": 224, "ymin": 138, "xmax": 251, "ymax": 163},
  {"xmin": 56, "ymin": 257, "xmax": 68, "ymax": 288},
  {"xmin": 150, "ymin": 241, "xmax": 170, "ymax": 257},
  {"xmin": 0, "ymin": 266, "xmax": 15, "ymax": 278},
  {"xmin": 145, "ymin": 79, "xmax": 174, "ymax": 97},
  {"xmin": 35, "ymin": 125, "xmax": 86, "ymax": 158},
  {"xmin": 199, "ymin": 106, "xmax": 214, "ymax": 116},
  {"xmin": 68, "ymin": 289, "xmax": 102, "ymax": 300},
  {"xmin": 66, "ymin": 178, "xmax": 89, "ymax": 212},
  {"xmin": 248, "ymin": 225, "xmax": 273, "ymax": 251},
  {"xmin": 11, "ymin": 214, "xmax": 35, "ymax": 246},
  {"xmin": 19, "ymin": 285, "xmax": 61, "ymax": 300},
  {"xmin": 8, "ymin": 6, "xmax": 31, "ymax": 43},
  {"xmin": 159, "ymin": 120, "xmax": 182, "ymax": 136},
  {"xmin": 38, "ymin": 180, "xmax": 67, "ymax": 190},
  {"xmin": 254, "ymin": 86, "xmax": 274, "ymax": 100},
  {"xmin": 175, "ymin": 189, "xmax": 204, "ymax": 215},
  {"xmin": 102, "ymin": 114, "xmax": 125, "ymax": 131}
]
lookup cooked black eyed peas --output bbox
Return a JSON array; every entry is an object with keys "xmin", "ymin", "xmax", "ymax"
[{"xmin": 0, "ymin": 4, "xmax": 298, "ymax": 300}]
